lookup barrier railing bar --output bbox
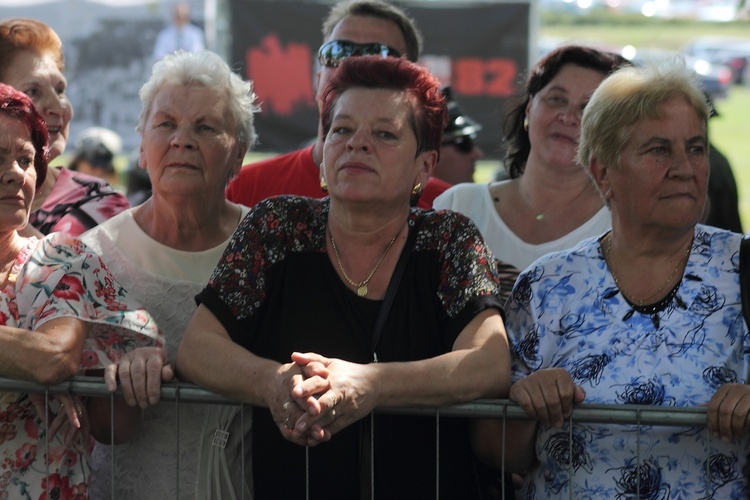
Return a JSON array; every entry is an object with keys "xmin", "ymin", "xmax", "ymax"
[
  {"xmin": 1, "ymin": 376, "xmax": 709, "ymax": 427},
  {"xmin": 5, "ymin": 375, "xmax": 726, "ymax": 498}
]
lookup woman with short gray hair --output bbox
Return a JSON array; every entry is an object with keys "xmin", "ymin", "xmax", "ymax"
[{"xmin": 83, "ymin": 49, "xmax": 258, "ymax": 499}]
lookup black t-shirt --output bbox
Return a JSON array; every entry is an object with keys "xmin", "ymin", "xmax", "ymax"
[{"xmin": 198, "ymin": 196, "xmax": 503, "ymax": 499}]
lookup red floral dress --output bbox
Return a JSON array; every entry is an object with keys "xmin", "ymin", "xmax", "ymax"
[{"xmin": 0, "ymin": 233, "xmax": 162, "ymax": 499}]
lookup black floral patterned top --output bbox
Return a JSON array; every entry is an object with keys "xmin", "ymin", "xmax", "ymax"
[{"xmin": 197, "ymin": 195, "xmax": 503, "ymax": 499}]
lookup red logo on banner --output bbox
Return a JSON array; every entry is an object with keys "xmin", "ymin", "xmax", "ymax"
[
  {"xmin": 452, "ymin": 58, "xmax": 518, "ymax": 97},
  {"xmin": 246, "ymin": 34, "xmax": 315, "ymax": 115}
]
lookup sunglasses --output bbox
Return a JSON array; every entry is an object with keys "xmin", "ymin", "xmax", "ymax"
[
  {"xmin": 443, "ymin": 135, "xmax": 475, "ymax": 154},
  {"xmin": 317, "ymin": 40, "xmax": 402, "ymax": 68}
]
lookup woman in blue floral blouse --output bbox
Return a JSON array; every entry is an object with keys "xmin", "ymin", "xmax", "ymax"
[
  {"xmin": 474, "ymin": 60, "xmax": 750, "ymax": 498},
  {"xmin": 176, "ymin": 56, "xmax": 511, "ymax": 499}
]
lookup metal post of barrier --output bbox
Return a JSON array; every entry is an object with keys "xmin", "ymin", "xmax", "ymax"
[
  {"xmin": 305, "ymin": 446, "xmax": 310, "ymax": 500},
  {"xmin": 567, "ymin": 412, "xmax": 573, "ymax": 500},
  {"xmin": 501, "ymin": 404, "xmax": 507, "ymax": 500},
  {"xmin": 175, "ymin": 383, "xmax": 181, "ymax": 499},
  {"xmin": 705, "ymin": 425, "xmax": 711, "ymax": 499},
  {"xmin": 241, "ymin": 404, "xmax": 246, "ymax": 500},
  {"xmin": 44, "ymin": 389, "xmax": 51, "ymax": 499},
  {"xmin": 636, "ymin": 408, "xmax": 642, "ymax": 498},
  {"xmin": 110, "ymin": 393, "xmax": 116, "ymax": 500}
]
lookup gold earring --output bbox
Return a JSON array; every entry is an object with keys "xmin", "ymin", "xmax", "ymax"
[
  {"xmin": 411, "ymin": 182, "xmax": 422, "ymax": 196},
  {"xmin": 320, "ymin": 176, "xmax": 328, "ymax": 192},
  {"xmin": 523, "ymin": 117, "xmax": 529, "ymax": 131}
]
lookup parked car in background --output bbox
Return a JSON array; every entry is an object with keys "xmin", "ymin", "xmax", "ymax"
[
  {"xmin": 538, "ymin": 41, "xmax": 732, "ymax": 99},
  {"xmin": 623, "ymin": 46, "xmax": 732, "ymax": 99},
  {"xmin": 683, "ymin": 36, "xmax": 750, "ymax": 84}
]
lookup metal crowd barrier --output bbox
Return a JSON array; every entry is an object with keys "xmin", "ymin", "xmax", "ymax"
[{"xmin": 0, "ymin": 376, "xmax": 712, "ymax": 499}]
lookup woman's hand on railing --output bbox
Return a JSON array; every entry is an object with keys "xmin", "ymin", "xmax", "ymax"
[
  {"xmin": 707, "ymin": 383, "xmax": 750, "ymax": 442},
  {"xmin": 509, "ymin": 368, "xmax": 586, "ymax": 428},
  {"xmin": 104, "ymin": 347, "xmax": 174, "ymax": 409}
]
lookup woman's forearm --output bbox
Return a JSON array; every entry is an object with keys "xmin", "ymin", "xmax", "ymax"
[
  {"xmin": 0, "ymin": 317, "xmax": 87, "ymax": 385},
  {"xmin": 175, "ymin": 305, "xmax": 280, "ymax": 407},
  {"xmin": 370, "ymin": 310, "xmax": 510, "ymax": 407}
]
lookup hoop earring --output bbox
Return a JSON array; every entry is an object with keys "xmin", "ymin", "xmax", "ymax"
[
  {"xmin": 523, "ymin": 117, "xmax": 529, "ymax": 131},
  {"xmin": 320, "ymin": 176, "xmax": 328, "ymax": 192},
  {"xmin": 411, "ymin": 182, "xmax": 422, "ymax": 197}
]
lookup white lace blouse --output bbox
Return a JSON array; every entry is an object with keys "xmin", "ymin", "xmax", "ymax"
[{"xmin": 81, "ymin": 206, "xmax": 252, "ymax": 499}]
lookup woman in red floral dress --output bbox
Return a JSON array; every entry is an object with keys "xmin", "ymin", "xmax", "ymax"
[{"xmin": 0, "ymin": 83, "xmax": 161, "ymax": 499}]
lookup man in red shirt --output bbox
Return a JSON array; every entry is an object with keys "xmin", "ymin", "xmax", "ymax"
[{"xmin": 226, "ymin": 0, "xmax": 448, "ymax": 209}]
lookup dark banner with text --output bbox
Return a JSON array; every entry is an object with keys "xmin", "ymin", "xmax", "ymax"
[{"xmin": 229, "ymin": 0, "xmax": 531, "ymax": 159}]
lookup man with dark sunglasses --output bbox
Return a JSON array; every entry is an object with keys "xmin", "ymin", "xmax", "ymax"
[{"xmin": 227, "ymin": 0, "xmax": 449, "ymax": 209}]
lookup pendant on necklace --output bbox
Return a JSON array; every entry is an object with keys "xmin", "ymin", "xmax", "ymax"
[
  {"xmin": 536, "ymin": 213, "xmax": 544, "ymax": 221},
  {"xmin": 357, "ymin": 285, "xmax": 368, "ymax": 297}
]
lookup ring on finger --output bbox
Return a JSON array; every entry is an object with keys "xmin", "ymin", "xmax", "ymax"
[
  {"xmin": 331, "ymin": 408, "xmax": 336, "ymax": 418},
  {"xmin": 282, "ymin": 401, "xmax": 292, "ymax": 412},
  {"xmin": 284, "ymin": 415, "xmax": 294, "ymax": 430}
]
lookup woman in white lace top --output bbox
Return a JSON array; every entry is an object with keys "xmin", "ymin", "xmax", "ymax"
[{"xmin": 82, "ymin": 50, "xmax": 258, "ymax": 499}]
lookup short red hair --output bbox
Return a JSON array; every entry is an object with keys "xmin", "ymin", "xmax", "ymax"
[
  {"xmin": 0, "ymin": 18, "xmax": 65, "ymax": 80},
  {"xmin": 321, "ymin": 57, "xmax": 447, "ymax": 159},
  {"xmin": 0, "ymin": 82, "xmax": 49, "ymax": 189}
]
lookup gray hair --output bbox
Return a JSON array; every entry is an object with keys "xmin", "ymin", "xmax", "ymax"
[
  {"xmin": 578, "ymin": 56, "xmax": 709, "ymax": 172},
  {"xmin": 136, "ymin": 50, "xmax": 258, "ymax": 148},
  {"xmin": 322, "ymin": 0, "xmax": 422, "ymax": 62}
]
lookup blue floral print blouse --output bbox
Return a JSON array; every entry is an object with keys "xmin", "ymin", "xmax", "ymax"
[{"xmin": 507, "ymin": 225, "xmax": 750, "ymax": 499}]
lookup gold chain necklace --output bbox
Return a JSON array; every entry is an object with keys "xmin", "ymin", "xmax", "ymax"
[
  {"xmin": 329, "ymin": 229, "xmax": 400, "ymax": 297},
  {"xmin": 605, "ymin": 233, "xmax": 691, "ymax": 307}
]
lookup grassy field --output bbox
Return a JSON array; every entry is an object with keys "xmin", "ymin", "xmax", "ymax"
[
  {"xmin": 540, "ymin": 13, "xmax": 750, "ymax": 51},
  {"xmin": 710, "ymin": 86, "xmax": 750, "ymax": 231}
]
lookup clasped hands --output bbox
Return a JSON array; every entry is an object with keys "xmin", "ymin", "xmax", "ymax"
[
  {"xmin": 271, "ymin": 352, "xmax": 376, "ymax": 447},
  {"xmin": 101, "ymin": 348, "xmax": 378, "ymax": 447}
]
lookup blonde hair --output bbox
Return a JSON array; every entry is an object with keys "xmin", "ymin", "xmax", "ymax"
[{"xmin": 578, "ymin": 56, "xmax": 709, "ymax": 171}]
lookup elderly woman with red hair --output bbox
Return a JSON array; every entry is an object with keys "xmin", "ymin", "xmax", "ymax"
[
  {"xmin": 176, "ymin": 56, "xmax": 511, "ymax": 499},
  {"xmin": 0, "ymin": 18, "xmax": 129, "ymax": 236},
  {"xmin": 0, "ymin": 83, "xmax": 160, "ymax": 497}
]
